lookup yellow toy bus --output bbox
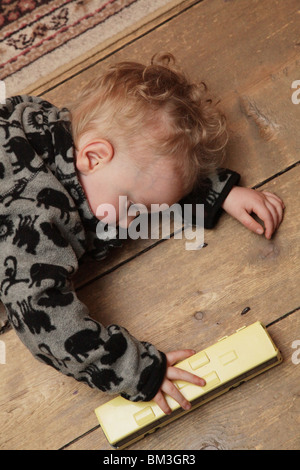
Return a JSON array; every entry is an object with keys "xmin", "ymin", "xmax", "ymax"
[{"xmin": 95, "ymin": 321, "xmax": 282, "ymax": 449}]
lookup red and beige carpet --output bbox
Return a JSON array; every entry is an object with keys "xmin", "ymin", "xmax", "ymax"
[{"xmin": 0, "ymin": 0, "xmax": 188, "ymax": 96}]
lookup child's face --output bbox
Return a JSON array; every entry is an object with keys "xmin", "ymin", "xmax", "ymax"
[{"xmin": 76, "ymin": 138, "xmax": 185, "ymax": 229}]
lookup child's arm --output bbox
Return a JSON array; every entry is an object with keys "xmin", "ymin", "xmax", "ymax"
[
  {"xmin": 179, "ymin": 168, "xmax": 241, "ymax": 229},
  {"xmin": 180, "ymin": 169, "xmax": 284, "ymax": 238},
  {"xmin": 0, "ymin": 195, "xmax": 166, "ymax": 403},
  {"xmin": 221, "ymin": 186, "xmax": 285, "ymax": 239},
  {"xmin": 0, "ymin": 236, "xmax": 167, "ymax": 402}
]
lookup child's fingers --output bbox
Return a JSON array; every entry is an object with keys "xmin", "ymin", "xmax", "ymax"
[
  {"xmin": 260, "ymin": 193, "xmax": 284, "ymax": 237},
  {"xmin": 162, "ymin": 379, "xmax": 192, "ymax": 412},
  {"xmin": 153, "ymin": 390, "xmax": 172, "ymax": 415},
  {"xmin": 167, "ymin": 366, "xmax": 206, "ymax": 387},
  {"xmin": 165, "ymin": 349, "xmax": 196, "ymax": 366},
  {"xmin": 261, "ymin": 191, "xmax": 285, "ymax": 209},
  {"xmin": 153, "ymin": 349, "xmax": 207, "ymax": 415},
  {"xmin": 153, "ymin": 380, "xmax": 191, "ymax": 415},
  {"xmin": 251, "ymin": 201, "xmax": 276, "ymax": 239},
  {"xmin": 239, "ymin": 210, "xmax": 266, "ymax": 236},
  {"xmin": 248, "ymin": 192, "xmax": 285, "ymax": 238},
  {"xmin": 264, "ymin": 200, "xmax": 278, "ymax": 234},
  {"xmin": 263, "ymin": 194, "xmax": 285, "ymax": 227}
]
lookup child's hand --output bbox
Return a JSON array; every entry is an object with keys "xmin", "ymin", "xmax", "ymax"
[
  {"xmin": 221, "ymin": 186, "xmax": 285, "ymax": 239},
  {"xmin": 153, "ymin": 350, "xmax": 206, "ymax": 414}
]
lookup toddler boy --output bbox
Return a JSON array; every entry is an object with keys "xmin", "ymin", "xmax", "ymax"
[{"xmin": 0, "ymin": 54, "xmax": 284, "ymax": 414}]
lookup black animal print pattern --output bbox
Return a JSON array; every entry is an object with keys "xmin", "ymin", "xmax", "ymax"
[
  {"xmin": 0, "ymin": 95, "xmax": 240, "ymax": 400},
  {"xmin": 64, "ymin": 318, "xmax": 104, "ymax": 363},
  {"xmin": 13, "ymin": 215, "xmax": 40, "ymax": 254},
  {"xmin": 179, "ymin": 168, "xmax": 240, "ymax": 229},
  {"xmin": 0, "ymin": 95, "xmax": 168, "ymax": 401}
]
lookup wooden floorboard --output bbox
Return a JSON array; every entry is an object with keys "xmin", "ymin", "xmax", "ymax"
[
  {"xmin": 0, "ymin": 0, "xmax": 299, "ymax": 450},
  {"xmin": 43, "ymin": 0, "xmax": 300, "ymax": 190},
  {"xmin": 1, "ymin": 164, "xmax": 299, "ymax": 450},
  {"xmin": 47, "ymin": 0, "xmax": 300, "ymax": 287},
  {"xmin": 64, "ymin": 314, "xmax": 300, "ymax": 450}
]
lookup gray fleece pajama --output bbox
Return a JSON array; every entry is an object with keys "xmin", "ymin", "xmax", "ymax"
[{"xmin": 0, "ymin": 95, "xmax": 240, "ymax": 402}]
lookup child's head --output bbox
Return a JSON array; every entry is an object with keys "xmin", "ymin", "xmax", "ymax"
[{"xmin": 70, "ymin": 53, "xmax": 228, "ymax": 226}]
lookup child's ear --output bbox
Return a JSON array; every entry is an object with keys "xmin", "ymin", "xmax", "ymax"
[{"xmin": 76, "ymin": 139, "xmax": 114, "ymax": 175}]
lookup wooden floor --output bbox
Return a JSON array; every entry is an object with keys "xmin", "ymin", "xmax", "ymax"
[{"xmin": 1, "ymin": 0, "xmax": 300, "ymax": 450}]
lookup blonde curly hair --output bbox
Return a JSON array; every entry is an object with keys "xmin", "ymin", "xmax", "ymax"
[{"xmin": 69, "ymin": 53, "xmax": 228, "ymax": 194}]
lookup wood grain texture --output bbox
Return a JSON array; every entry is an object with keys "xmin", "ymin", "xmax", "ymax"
[
  {"xmin": 1, "ymin": 166, "xmax": 298, "ymax": 450},
  {"xmin": 0, "ymin": 0, "xmax": 299, "ymax": 450},
  {"xmin": 43, "ymin": 0, "xmax": 300, "ymax": 188},
  {"xmin": 64, "ymin": 314, "xmax": 300, "ymax": 450},
  {"xmin": 75, "ymin": 167, "xmax": 299, "ymax": 354},
  {"xmin": 47, "ymin": 0, "xmax": 300, "ymax": 285}
]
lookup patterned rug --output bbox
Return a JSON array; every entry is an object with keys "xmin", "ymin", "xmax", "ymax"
[{"xmin": 0, "ymin": 0, "xmax": 182, "ymax": 96}]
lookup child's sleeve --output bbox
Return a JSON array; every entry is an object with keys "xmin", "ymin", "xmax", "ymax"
[
  {"xmin": 0, "ymin": 213, "xmax": 166, "ymax": 403},
  {"xmin": 180, "ymin": 168, "xmax": 240, "ymax": 229}
]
